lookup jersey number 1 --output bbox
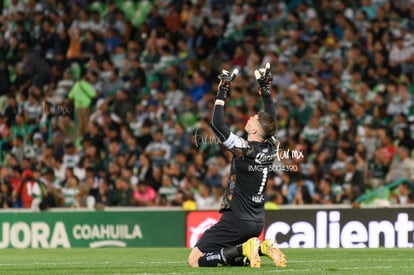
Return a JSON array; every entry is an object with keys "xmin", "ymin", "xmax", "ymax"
[{"xmin": 258, "ymin": 167, "xmax": 268, "ymax": 195}]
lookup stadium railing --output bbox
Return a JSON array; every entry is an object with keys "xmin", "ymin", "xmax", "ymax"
[{"xmin": 355, "ymin": 178, "xmax": 409, "ymax": 205}]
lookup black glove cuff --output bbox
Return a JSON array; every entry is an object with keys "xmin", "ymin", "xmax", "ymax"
[
  {"xmin": 260, "ymin": 86, "xmax": 271, "ymax": 97},
  {"xmin": 216, "ymin": 89, "xmax": 227, "ymax": 100}
]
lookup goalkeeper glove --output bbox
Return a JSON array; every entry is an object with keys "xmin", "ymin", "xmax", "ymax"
[
  {"xmin": 216, "ymin": 69, "xmax": 238, "ymax": 100},
  {"xmin": 255, "ymin": 62, "xmax": 273, "ymax": 97}
]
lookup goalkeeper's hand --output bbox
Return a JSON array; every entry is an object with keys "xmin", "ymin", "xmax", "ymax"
[
  {"xmin": 216, "ymin": 69, "xmax": 239, "ymax": 100},
  {"xmin": 254, "ymin": 62, "xmax": 272, "ymax": 97}
]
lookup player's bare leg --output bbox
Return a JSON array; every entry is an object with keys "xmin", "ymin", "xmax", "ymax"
[{"xmin": 188, "ymin": 247, "xmax": 203, "ymax": 267}]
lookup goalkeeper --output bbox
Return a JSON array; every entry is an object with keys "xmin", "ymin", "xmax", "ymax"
[{"xmin": 188, "ymin": 63, "xmax": 287, "ymax": 268}]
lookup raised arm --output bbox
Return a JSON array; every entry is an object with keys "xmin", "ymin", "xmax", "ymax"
[
  {"xmin": 255, "ymin": 63, "xmax": 277, "ymax": 121},
  {"xmin": 211, "ymin": 69, "xmax": 239, "ymax": 147}
]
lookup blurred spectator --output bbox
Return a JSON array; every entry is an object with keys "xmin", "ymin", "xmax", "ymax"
[
  {"xmin": 19, "ymin": 41, "xmax": 52, "ymax": 87},
  {"xmin": 393, "ymin": 181, "xmax": 413, "ymax": 205},
  {"xmin": 315, "ymin": 125, "xmax": 339, "ymax": 163},
  {"xmin": 83, "ymin": 121, "xmax": 104, "ymax": 151},
  {"xmin": 68, "ymin": 70, "xmax": 97, "ymax": 138},
  {"xmin": 11, "ymin": 135, "xmax": 25, "ymax": 163},
  {"xmin": 62, "ymin": 175, "xmax": 80, "ymax": 207},
  {"xmin": 389, "ymin": 35, "xmax": 414, "ymax": 75},
  {"xmin": 67, "ymin": 28, "xmax": 81, "ymax": 60},
  {"xmin": 0, "ymin": 182, "xmax": 13, "ymax": 208},
  {"xmin": 111, "ymin": 89, "xmax": 134, "ymax": 121},
  {"xmin": 377, "ymin": 127, "xmax": 396, "ymax": 166},
  {"xmin": 0, "ymin": 58, "xmax": 10, "ymax": 97},
  {"xmin": 264, "ymin": 192, "xmax": 283, "ymax": 210},
  {"xmin": 3, "ymin": 95, "xmax": 19, "ymax": 125},
  {"xmin": 95, "ymin": 178, "xmax": 114, "ymax": 207},
  {"xmin": 194, "ymin": 183, "xmax": 214, "ymax": 210},
  {"xmin": 112, "ymin": 177, "xmax": 133, "ymax": 206},
  {"xmin": 102, "ymin": 67, "xmax": 124, "ymax": 99},
  {"xmin": 189, "ymin": 71, "xmax": 211, "ymax": 103},
  {"xmin": 287, "ymin": 174, "xmax": 316, "ymax": 205},
  {"xmin": 73, "ymin": 183, "xmax": 94, "ymax": 209},
  {"xmin": 158, "ymin": 174, "xmax": 178, "ymax": 205},
  {"xmin": 386, "ymin": 145, "xmax": 414, "ymax": 183},
  {"xmin": 39, "ymin": 180, "xmax": 64, "ymax": 210},
  {"xmin": 1, "ymin": 0, "xmax": 414, "ymax": 210},
  {"xmin": 145, "ymin": 129, "xmax": 171, "ymax": 166},
  {"xmin": 164, "ymin": 79, "xmax": 184, "ymax": 110},
  {"xmin": 313, "ymin": 176, "xmax": 341, "ymax": 204},
  {"xmin": 342, "ymin": 158, "xmax": 365, "ymax": 203},
  {"xmin": 367, "ymin": 149, "xmax": 389, "ymax": 189},
  {"xmin": 62, "ymin": 141, "xmax": 77, "ymax": 164},
  {"xmin": 211, "ymin": 185, "xmax": 225, "ymax": 210},
  {"xmin": 137, "ymin": 152, "xmax": 153, "ymax": 182},
  {"xmin": 28, "ymin": 132, "xmax": 46, "ymax": 161},
  {"xmin": 12, "ymin": 169, "xmax": 43, "ymax": 209},
  {"xmin": 0, "ymin": 114, "xmax": 9, "ymax": 139},
  {"xmin": 203, "ymin": 159, "xmax": 222, "ymax": 188},
  {"xmin": 9, "ymin": 165, "xmax": 22, "ymax": 192},
  {"xmin": 169, "ymin": 123, "xmax": 191, "ymax": 157},
  {"xmin": 132, "ymin": 181, "xmax": 157, "ymax": 206},
  {"xmin": 300, "ymin": 115, "xmax": 324, "ymax": 148},
  {"xmin": 291, "ymin": 93, "xmax": 313, "ymax": 127}
]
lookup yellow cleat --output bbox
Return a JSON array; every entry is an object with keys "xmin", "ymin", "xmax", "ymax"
[
  {"xmin": 242, "ymin": 237, "xmax": 261, "ymax": 268},
  {"xmin": 261, "ymin": 239, "xmax": 287, "ymax": 268}
]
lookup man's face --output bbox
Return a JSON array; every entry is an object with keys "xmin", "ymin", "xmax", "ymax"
[
  {"xmin": 154, "ymin": 132, "xmax": 163, "ymax": 141},
  {"xmin": 34, "ymin": 138, "xmax": 42, "ymax": 145},
  {"xmin": 245, "ymin": 114, "xmax": 263, "ymax": 136},
  {"xmin": 396, "ymin": 39, "xmax": 404, "ymax": 48},
  {"xmin": 346, "ymin": 162, "xmax": 354, "ymax": 172},
  {"xmin": 398, "ymin": 147, "xmax": 407, "ymax": 159},
  {"xmin": 109, "ymin": 142, "xmax": 119, "ymax": 155}
]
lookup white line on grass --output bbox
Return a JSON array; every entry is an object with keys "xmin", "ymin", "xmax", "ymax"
[
  {"xmin": 129, "ymin": 274, "xmax": 194, "ymax": 275},
  {"xmin": 0, "ymin": 261, "xmax": 113, "ymax": 266},
  {"xmin": 288, "ymin": 258, "xmax": 406, "ymax": 263},
  {"xmin": 128, "ymin": 266, "xmax": 402, "ymax": 275},
  {"xmin": 264, "ymin": 266, "xmax": 395, "ymax": 273},
  {"xmin": 0, "ymin": 258, "xmax": 406, "ymax": 267}
]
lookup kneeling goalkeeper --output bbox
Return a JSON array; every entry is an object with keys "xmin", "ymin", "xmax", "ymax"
[{"xmin": 188, "ymin": 63, "xmax": 287, "ymax": 268}]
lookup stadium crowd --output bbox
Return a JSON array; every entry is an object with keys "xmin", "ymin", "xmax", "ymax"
[{"xmin": 0, "ymin": 0, "xmax": 414, "ymax": 210}]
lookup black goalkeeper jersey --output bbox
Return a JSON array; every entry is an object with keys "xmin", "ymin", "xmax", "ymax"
[
  {"xmin": 220, "ymin": 136, "xmax": 277, "ymax": 223},
  {"xmin": 210, "ymin": 89, "xmax": 277, "ymax": 224}
]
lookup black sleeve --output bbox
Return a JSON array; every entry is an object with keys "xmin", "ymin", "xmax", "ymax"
[
  {"xmin": 210, "ymin": 104, "xmax": 231, "ymax": 142},
  {"xmin": 262, "ymin": 94, "xmax": 277, "ymax": 126}
]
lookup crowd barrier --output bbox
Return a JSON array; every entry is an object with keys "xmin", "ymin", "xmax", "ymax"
[{"xmin": 0, "ymin": 206, "xmax": 413, "ymax": 249}]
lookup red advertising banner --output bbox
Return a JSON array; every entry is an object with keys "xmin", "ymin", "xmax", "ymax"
[{"xmin": 186, "ymin": 211, "xmax": 222, "ymax": 248}]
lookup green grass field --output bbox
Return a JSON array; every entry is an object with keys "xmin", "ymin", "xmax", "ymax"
[{"xmin": 1, "ymin": 248, "xmax": 413, "ymax": 275}]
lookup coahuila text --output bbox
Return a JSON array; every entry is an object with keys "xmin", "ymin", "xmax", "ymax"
[
  {"xmin": 265, "ymin": 211, "xmax": 414, "ymax": 248},
  {"xmin": 0, "ymin": 222, "xmax": 143, "ymax": 248}
]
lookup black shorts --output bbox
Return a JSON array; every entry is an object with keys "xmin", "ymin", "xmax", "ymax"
[{"xmin": 196, "ymin": 211, "xmax": 263, "ymax": 252}]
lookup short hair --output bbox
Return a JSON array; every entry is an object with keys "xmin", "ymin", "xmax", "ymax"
[
  {"xmin": 109, "ymin": 138, "xmax": 120, "ymax": 144},
  {"xmin": 399, "ymin": 145, "xmax": 409, "ymax": 154},
  {"xmin": 71, "ymin": 175, "xmax": 80, "ymax": 185},
  {"xmin": 154, "ymin": 128, "xmax": 163, "ymax": 135},
  {"xmin": 257, "ymin": 112, "xmax": 276, "ymax": 139}
]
